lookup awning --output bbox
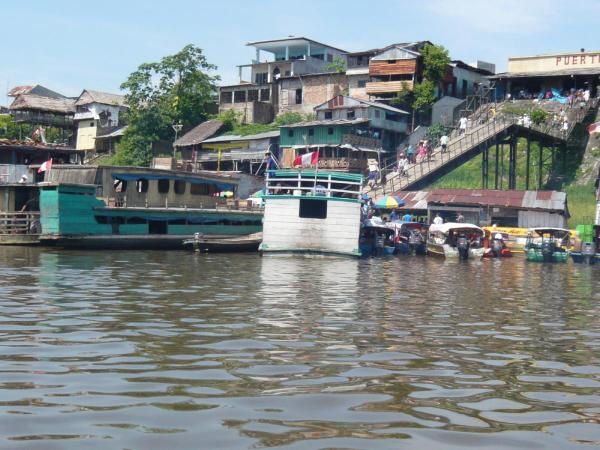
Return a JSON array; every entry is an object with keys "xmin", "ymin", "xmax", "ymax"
[{"xmin": 111, "ymin": 173, "xmax": 235, "ymax": 191}]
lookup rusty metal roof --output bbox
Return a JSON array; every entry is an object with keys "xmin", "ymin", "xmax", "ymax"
[
  {"xmin": 174, "ymin": 120, "xmax": 223, "ymax": 147},
  {"xmin": 387, "ymin": 189, "xmax": 568, "ymax": 212}
]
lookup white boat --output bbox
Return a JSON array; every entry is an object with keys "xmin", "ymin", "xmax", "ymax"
[
  {"xmin": 427, "ymin": 222, "xmax": 486, "ymax": 259},
  {"xmin": 259, "ymin": 169, "xmax": 363, "ymax": 257}
]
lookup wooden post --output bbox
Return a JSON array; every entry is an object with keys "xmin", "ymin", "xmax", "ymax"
[
  {"xmin": 495, "ymin": 137, "xmax": 499, "ymax": 189},
  {"xmin": 538, "ymin": 143, "xmax": 544, "ymax": 189},
  {"xmin": 525, "ymin": 133, "xmax": 531, "ymax": 190}
]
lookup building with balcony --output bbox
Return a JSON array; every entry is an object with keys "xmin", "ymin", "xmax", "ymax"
[
  {"xmin": 73, "ymin": 90, "xmax": 128, "ymax": 152},
  {"xmin": 278, "ymin": 95, "xmax": 409, "ymax": 172},
  {"xmin": 219, "ymin": 37, "xmax": 347, "ymax": 123}
]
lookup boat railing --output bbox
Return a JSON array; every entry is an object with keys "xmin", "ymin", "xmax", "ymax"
[
  {"xmin": 0, "ymin": 212, "xmax": 41, "ymax": 235},
  {"xmin": 265, "ymin": 171, "xmax": 364, "ymax": 199}
]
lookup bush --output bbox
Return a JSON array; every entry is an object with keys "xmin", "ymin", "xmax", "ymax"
[{"xmin": 530, "ymin": 109, "xmax": 548, "ymax": 125}]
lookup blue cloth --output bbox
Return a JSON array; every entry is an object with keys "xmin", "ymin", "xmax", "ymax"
[
  {"xmin": 389, "ymin": 211, "xmax": 399, "ymax": 221},
  {"xmin": 402, "ymin": 213, "xmax": 412, "ymax": 222}
]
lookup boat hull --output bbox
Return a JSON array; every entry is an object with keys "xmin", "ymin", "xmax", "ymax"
[
  {"xmin": 525, "ymin": 249, "xmax": 569, "ymax": 263},
  {"xmin": 570, "ymin": 252, "xmax": 600, "ymax": 264},
  {"xmin": 427, "ymin": 242, "xmax": 485, "ymax": 259}
]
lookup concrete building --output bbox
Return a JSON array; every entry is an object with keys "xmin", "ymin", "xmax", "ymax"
[
  {"xmin": 277, "ymin": 73, "xmax": 348, "ymax": 115},
  {"xmin": 73, "ymin": 90, "xmax": 127, "ymax": 152},
  {"xmin": 219, "ymin": 37, "xmax": 347, "ymax": 123}
]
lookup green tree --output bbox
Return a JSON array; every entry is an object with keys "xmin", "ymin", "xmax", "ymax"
[
  {"xmin": 412, "ymin": 80, "xmax": 436, "ymax": 112},
  {"xmin": 390, "ymin": 82, "xmax": 414, "ymax": 110},
  {"xmin": 116, "ymin": 44, "xmax": 219, "ymax": 166},
  {"xmin": 421, "ymin": 44, "xmax": 451, "ymax": 87},
  {"xmin": 326, "ymin": 56, "xmax": 347, "ymax": 73}
]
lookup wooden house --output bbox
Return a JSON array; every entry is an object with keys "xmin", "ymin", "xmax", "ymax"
[{"xmin": 279, "ymin": 95, "xmax": 409, "ymax": 172}]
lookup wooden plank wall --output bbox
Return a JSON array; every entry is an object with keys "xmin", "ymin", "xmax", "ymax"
[{"xmin": 369, "ymin": 59, "xmax": 417, "ymax": 76}]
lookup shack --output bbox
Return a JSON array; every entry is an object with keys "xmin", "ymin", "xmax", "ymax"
[{"xmin": 391, "ymin": 189, "xmax": 569, "ymax": 228}]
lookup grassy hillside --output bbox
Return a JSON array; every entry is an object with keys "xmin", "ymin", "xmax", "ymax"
[{"xmin": 427, "ymin": 124, "xmax": 597, "ymax": 227}]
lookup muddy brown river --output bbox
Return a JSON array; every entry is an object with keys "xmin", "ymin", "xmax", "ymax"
[{"xmin": 0, "ymin": 247, "xmax": 599, "ymax": 449}]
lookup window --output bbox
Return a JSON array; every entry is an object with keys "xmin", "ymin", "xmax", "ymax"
[
  {"xmin": 89, "ymin": 122, "xmax": 94, "ymax": 127},
  {"xmin": 220, "ymin": 91, "xmax": 232, "ymax": 104},
  {"xmin": 327, "ymin": 54, "xmax": 333, "ymax": 62},
  {"xmin": 260, "ymin": 88, "xmax": 270, "ymax": 101},
  {"xmin": 385, "ymin": 112, "xmax": 403, "ymax": 122},
  {"xmin": 357, "ymin": 55, "xmax": 364, "ymax": 66},
  {"xmin": 174, "ymin": 180, "xmax": 186, "ymax": 194},
  {"xmin": 136, "ymin": 179, "xmax": 148, "ymax": 193},
  {"xmin": 157, "ymin": 179, "xmax": 170, "ymax": 194},
  {"xmin": 285, "ymin": 70, "xmax": 291, "ymax": 76},
  {"xmin": 255, "ymin": 72, "xmax": 268, "ymax": 84},
  {"xmin": 288, "ymin": 129, "xmax": 294, "ymax": 138},
  {"xmin": 324, "ymin": 111, "xmax": 332, "ymax": 119},
  {"xmin": 357, "ymin": 79, "xmax": 367, "ymax": 88},
  {"xmin": 374, "ymin": 109, "xmax": 381, "ymax": 118},
  {"xmin": 127, "ymin": 217, "xmax": 147, "ymax": 224},
  {"xmin": 308, "ymin": 128, "xmax": 314, "ymax": 136},
  {"xmin": 234, "ymin": 90, "xmax": 247, "ymax": 103},
  {"xmin": 327, "ymin": 127, "xmax": 334, "ymax": 135},
  {"xmin": 295, "ymin": 88, "xmax": 302, "ymax": 104},
  {"xmin": 346, "ymin": 110, "xmax": 355, "ymax": 119},
  {"xmin": 387, "ymin": 59, "xmax": 396, "ymax": 64},
  {"xmin": 299, "ymin": 199, "xmax": 327, "ymax": 219},
  {"xmin": 248, "ymin": 89, "xmax": 258, "ymax": 101}
]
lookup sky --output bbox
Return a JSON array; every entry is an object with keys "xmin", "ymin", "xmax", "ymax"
[{"xmin": 1, "ymin": 0, "xmax": 599, "ymax": 104}]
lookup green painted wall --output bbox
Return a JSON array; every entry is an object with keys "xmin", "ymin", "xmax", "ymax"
[{"xmin": 280, "ymin": 125, "xmax": 348, "ymax": 147}]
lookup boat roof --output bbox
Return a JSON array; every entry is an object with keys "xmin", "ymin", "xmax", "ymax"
[
  {"xmin": 529, "ymin": 227, "xmax": 571, "ymax": 237},
  {"xmin": 268, "ymin": 169, "xmax": 363, "ymax": 183},
  {"xmin": 429, "ymin": 222, "xmax": 484, "ymax": 234}
]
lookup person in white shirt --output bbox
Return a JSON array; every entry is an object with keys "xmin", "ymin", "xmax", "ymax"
[
  {"xmin": 459, "ymin": 117, "xmax": 467, "ymax": 134},
  {"xmin": 433, "ymin": 213, "xmax": 443, "ymax": 225},
  {"xmin": 440, "ymin": 134, "xmax": 449, "ymax": 152}
]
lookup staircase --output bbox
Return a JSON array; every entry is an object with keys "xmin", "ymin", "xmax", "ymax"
[{"xmin": 365, "ymin": 97, "xmax": 599, "ymax": 197}]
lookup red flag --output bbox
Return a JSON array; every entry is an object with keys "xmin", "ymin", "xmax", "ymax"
[
  {"xmin": 293, "ymin": 151, "xmax": 319, "ymax": 167},
  {"xmin": 38, "ymin": 159, "xmax": 52, "ymax": 173}
]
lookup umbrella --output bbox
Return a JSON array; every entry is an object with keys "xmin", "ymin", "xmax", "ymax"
[{"xmin": 374, "ymin": 195, "xmax": 405, "ymax": 209}]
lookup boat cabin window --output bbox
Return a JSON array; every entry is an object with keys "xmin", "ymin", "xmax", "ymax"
[
  {"xmin": 174, "ymin": 180, "xmax": 186, "ymax": 195},
  {"xmin": 136, "ymin": 179, "xmax": 149, "ymax": 193},
  {"xmin": 299, "ymin": 199, "xmax": 327, "ymax": 219},
  {"xmin": 157, "ymin": 179, "xmax": 170, "ymax": 194},
  {"xmin": 113, "ymin": 179, "xmax": 127, "ymax": 193}
]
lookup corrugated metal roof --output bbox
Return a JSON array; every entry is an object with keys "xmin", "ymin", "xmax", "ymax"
[
  {"xmin": 175, "ymin": 120, "xmax": 224, "ymax": 147},
  {"xmin": 201, "ymin": 129, "xmax": 279, "ymax": 144},
  {"xmin": 386, "ymin": 189, "xmax": 568, "ymax": 212},
  {"xmin": 282, "ymin": 118, "xmax": 369, "ymax": 128},
  {"xmin": 75, "ymin": 89, "xmax": 127, "ymax": 107}
]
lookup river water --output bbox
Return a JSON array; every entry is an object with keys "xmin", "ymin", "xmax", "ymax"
[{"xmin": 0, "ymin": 247, "xmax": 599, "ymax": 449}]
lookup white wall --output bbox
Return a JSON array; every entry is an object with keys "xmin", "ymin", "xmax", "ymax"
[
  {"xmin": 518, "ymin": 210, "xmax": 567, "ymax": 228},
  {"xmin": 262, "ymin": 198, "xmax": 361, "ymax": 255}
]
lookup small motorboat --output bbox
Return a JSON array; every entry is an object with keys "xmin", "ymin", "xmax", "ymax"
[
  {"xmin": 483, "ymin": 230, "xmax": 512, "ymax": 258},
  {"xmin": 427, "ymin": 222, "xmax": 486, "ymax": 260},
  {"xmin": 183, "ymin": 232, "xmax": 262, "ymax": 253},
  {"xmin": 360, "ymin": 218, "xmax": 396, "ymax": 257},
  {"xmin": 387, "ymin": 221, "xmax": 428, "ymax": 255},
  {"xmin": 524, "ymin": 228, "xmax": 570, "ymax": 263},
  {"xmin": 570, "ymin": 225, "xmax": 599, "ymax": 264}
]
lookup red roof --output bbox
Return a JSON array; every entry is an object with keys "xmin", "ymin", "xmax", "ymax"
[{"xmin": 388, "ymin": 189, "xmax": 567, "ymax": 212}]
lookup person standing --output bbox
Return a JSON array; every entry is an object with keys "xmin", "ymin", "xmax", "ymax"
[
  {"xmin": 456, "ymin": 212, "xmax": 465, "ymax": 223},
  {"xmin": 407, "ymin": 145, "xmax": 415, "ymax": 164},
  {"xmin": 402, "ymin": 211, "xmax": 412, "ymax": 222},
  {"xmin": 459, "ymin": 116, "xmax": 468, "ymax": 135},
  {"xmin": 440, "ymin": 134, "xmax": 449, "ymax": 152},
  {"xmin": 433, "ymin": 213, "xmax": 443, "ymax": 225}
]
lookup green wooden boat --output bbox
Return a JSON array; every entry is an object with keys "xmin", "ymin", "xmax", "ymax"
[{"xmin": 39, "ymin": 184, "xmax": 262, "ymax": 249}]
